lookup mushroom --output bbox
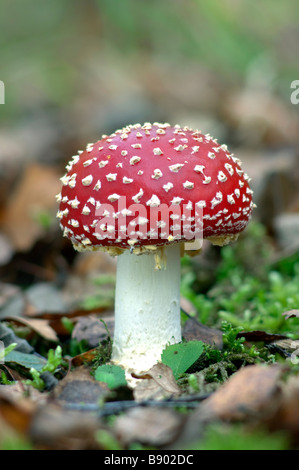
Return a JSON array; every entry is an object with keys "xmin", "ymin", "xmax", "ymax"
[{"xmin": 57, "ymin": 123, "xmax": 254, "ymax": 376}]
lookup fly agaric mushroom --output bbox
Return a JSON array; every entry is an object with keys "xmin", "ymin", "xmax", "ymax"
[{"xmin": 57, "ymin": 123, "xmax": 254, "ymax": 375}]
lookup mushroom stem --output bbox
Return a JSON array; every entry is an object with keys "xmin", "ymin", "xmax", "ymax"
[{"xmin": 111, "ymin": 243, "xmax": 182, "ymax": 373}]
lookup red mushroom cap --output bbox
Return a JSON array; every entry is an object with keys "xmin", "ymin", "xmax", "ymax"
[{"xmin": 57, "ymin": 123, "xmax": 254, "ymax": 253}]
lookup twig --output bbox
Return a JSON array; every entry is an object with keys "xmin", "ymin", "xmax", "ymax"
[{"xmin": 63, "ymin": 393, "xmax": 211, "ymax": 416}]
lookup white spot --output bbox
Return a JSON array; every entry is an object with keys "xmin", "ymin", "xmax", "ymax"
[
  {"xmin": 69, "ymin": 219, "xmax": 79, "ymax": 227},
  {"xmin": 60, "ymin": 174, "xmax": 70, "ymax": 186},
  {"xmin": 68, "ymin": 197, "xmax": 80, "ymax": 209},
  {"xmin": 82, "ymin": 175, "xmax": 93, "ymax": 186},
  {"xmin": 123, "ymin": 176, "xmax": 133, "ymax": 184},
  {"xmin": 224, "ymin": 163, "xmax": 234, "ymax": 175},
  {"xmin": 108, "ymin": 194, "xmax": 121, "ymax": 202},
  {"xmin": 131, "ymin": 143, "xmax": 142, "ymax": 149},
  {"xmin": 163, "ymin": 182, "xmax": 174, "ymax": 192},
  {"xmin": 183, "ymin": 181, "xmax": 194, "ymax": 189},
  {"xmin": 203, "ymin": 176, "xmax": 212, "ymax": 184},
  {"xmin": 71, "ymin": 155, "xmax": 80, "ymax": 164},
  {"xmin": 109, "ymin": 145, "xmax": 118, "ymax": 150},
  {"xmin": 174, "ymin": 144, "xmax": 186, "ymax": 151},
  {"xmin": 93, "ymin": 180, "xmax": 101, "ymax": 191},
  {"xmin": 171, "ymin": 197, "xmax": 184, "ymax": 205},
  {"xmin": 152, "ymin": 169, "xmax": 163, "ymax": 179},
  {"xmin": 106, "ymin": 173, "xmax": 117, "ymax": 181},
  {"xmin": 81, "ymin": 238, "xmax": 92, "ymax": 245},
  {"xmin": 218, "ymin": 171, "xmax": 227, "ymax": 182},
  {"xmin": 137, "ymin": 217, "xmax": 149, "ymax": 226},
  {"xmin": 130, "ymin": 156, "xmax": 141, "ymax": 165},
  {"xmin": 116, "ymin": 162, "xmax": 123, "ymax": 168},
  {"xmin": 121, "ymin": 150, "xmax": 128, "ymax": 156},
  {"xmin": 82, "ymin": 205, "xmax": 91, "ymax": 215},
  {"xmin": 83, "ymin": 159, "xmax": 93, "ymax": 167},
  {"xmin": 234, "ymin": 188, "xmax": 240, "ymax": 198},
  {"xmin": 169, "ymin": 163, "xmax": 184, "ymax": 173},
  {"xmin": 99, "ymin": 160, "xmax": 109, "ymax": 168},
  {"xmin": 191, "ymin": 146, "xmax": 200, "ymax": 154},
  {"xmin": 87, "ymin": 197, "xmax": 96, "ymax": 205},
  {"xmin": 132, "ymin": 189, "xmax": 144, "ymax": 203},
  {"xmin": 194, "ymin": 165, "xmax": 205, "ymax": 173},
  {"xmin": 68, "ymin": 174, "xmax": 77, "ymax": 188},
  {"xmin": 227, "ymin": 194, "xmax": 235, "ymax": 204},
  {"xmin": 208, "ymin": 152, "xmax": 216, "ymax": 159},
  {"xmin": 120, "ymin": 208, "xmax": 133, "ymax": 216},
  {"xmin": 153, "ymin": 147, "xmax": 163, "ymax": 155},
  {"xmin": 146, "ymin": 194, "xmax": 160, "ymax": 207},
  {"xmin": 211, "ymin": 191, "xmax": 223, "ymax": 209}
]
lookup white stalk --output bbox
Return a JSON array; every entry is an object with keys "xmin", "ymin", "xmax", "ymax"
[{"xmin": 111, "ymin": 243, "xmax": 182, "ymax": 373}]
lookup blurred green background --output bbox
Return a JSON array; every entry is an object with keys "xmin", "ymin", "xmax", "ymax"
[{"xmin": 1, "ymin": 0, "xmax": 298, "ymax": 132}]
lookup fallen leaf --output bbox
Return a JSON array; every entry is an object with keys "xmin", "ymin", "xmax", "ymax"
[
  {"xmin": 183, "ymin": 319, "xmax": 223, "ymax": 349},
  {"xmin": 0, "ymin": 382, "xmax": 44, "ymax": 434},
  {"xmin": 267, "ymin": 339, "xmax": 299, "ymax": 360},
  {"xmin": 264, "ymin": 374, "xmax": 299, "ymax": 446},
  {"xmin": 174, "ymin": 364, "xmax": 284, "ymax": 449},
  {"xmin": 1, "ymin": 164, "xmax": 61, "ymax": 251},
  {"xmin": 29, "ymin": 403, "xmax": 102, "ymax": 450},
  {"xmin": 133, "ymin": 363, "xmax": 181, "ymax": 402},
  {"xmin": 72, "ymin": 314, "xmax": 114, "ymax": 348},
  {"xmin": 195, "ymin": 364, "xmax": 283, "ymax": 422},
  {"xmin": 115, "ymin": 406, "xmax": 184, "ymax": 447},
  {"xmin": 282, "ymin": 309, "xmax": 299, "ymax": 319},
  {"xmin": 53, "ymin": 366, "xmax": 108, "ymax": 405},
  {"xmin": 71, "ymin": 348, "xmax": 98, "ymax": 367},
  {"xmin": 4, "ymin": 316, "xmax": 59, "ymax": 342},
  {"xmin": 237, "ymin": 330, "xmax": 288, "ymax": 343}
]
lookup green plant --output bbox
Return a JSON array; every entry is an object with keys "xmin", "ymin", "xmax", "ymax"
[{"xmin": 23, "ymin": 345, "xmax": 63, "ymax": 390}]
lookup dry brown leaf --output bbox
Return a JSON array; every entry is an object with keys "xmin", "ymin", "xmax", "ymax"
[
  {"xmin": 282, "ymin": 309, "xmax": 299, "ymax": 319},
  {"xmin": 264, "ymin": 374, "xmax": 299, "ymax": 445},
  {"xmin": 173, "ymin": 364, "xmax": 284, "ymax": 449},
  {"xmin": 72, "ymin": 314, "xmax": 114, "ymax": 348},
  {"xmin": 2, "ymin": 164, "xmax": 61, "ymax": 251},
  {"xmin": 196, "ymin": 364, "xmax": 283, "ymax": 422},
  {"xmin": 71, "ymin": 347, "xmax": 98, "ymax": 367},
  {"xmin": 4, "ymin": 316, "xmax": 59, "ymax": 342},
  {"xmin": 133, "ymin": 363, "xmax": 181, "ymax": 402},
  {"xmin": 183, "ymin": 318, "xmax": 223, "ymax": 349},
  {"xmin": 0, "ymin": 382, "xmax": 44, "ymax": 434},
  {"xmin": 29, "ymin": 403, "xmax": 102, "ymax": 450},
  {"xmin": 115, "ymin": 406, "xmax": 184, "ymax": 448},
  {"xmin": 53, "ymin": 366, "xmax": 108, "ymax": 405}
]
